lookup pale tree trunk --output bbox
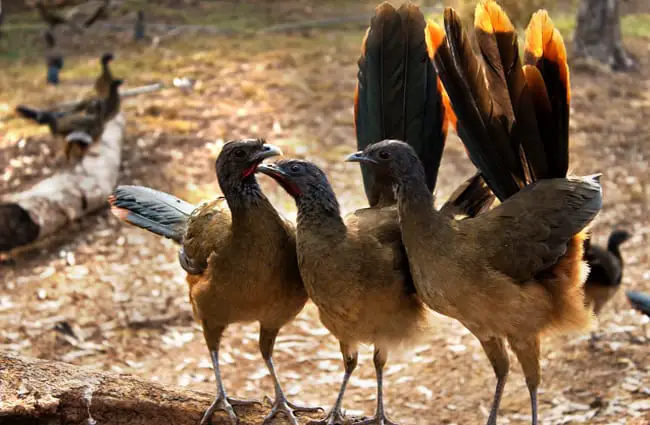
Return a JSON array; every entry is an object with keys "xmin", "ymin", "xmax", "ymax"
[
  {"xmin": 0, "ymin": 114, "xmax": 125, "ymax": 253},
  {"xmin": 0, "ymin": 352, "xmax": 291, "ymax": 425},
  {"xmin": 573, "ymin": 0, "xmax": 638, "ymax": 71}
]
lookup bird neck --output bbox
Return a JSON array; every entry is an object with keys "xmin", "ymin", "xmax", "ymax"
[
  {"xmin": 395, "ymin": 169, "xmax": 448, "ymax": 230},
  {"xmin": 296, "ymin": 188, "xmax": 345, "ymax": 233},
  {"xmin": 219, "ymin": 176, "xmax": 266, "ymax": 216},
  {"xmin": 607, "ymin": 237, "xmax": 624, "ymax": 261}
]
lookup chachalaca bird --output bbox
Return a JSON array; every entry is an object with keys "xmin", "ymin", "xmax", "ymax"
[
  {"xmin": 258, "ymin": 4, "xmax": 493, "ymax": 424},
  {"xmin": 346, "ymin": 3, "xmax": 603, "ymax": 425},
  {"xmin": 584, "ymin": 229, "xmax": 632, "ymax": 315},
  {"xmin": 626, "ymin": 291, "xmax": 650, "ymax": 317},
  {"xmin": 44, "ymin": 29, "xmax": 63, "ymax": 85},
  {"xmin": 94, "ymin": 52, "xmax": 114, "ymax": 97},
  {"xmin": 15, "ymin": 78, "xmax": 122, "ymax": 163},
  {"xmin": 108, "ymin": 139, "xmax": 321, "ymax": 425}
]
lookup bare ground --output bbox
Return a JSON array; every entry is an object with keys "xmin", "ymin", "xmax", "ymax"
[{"xmin": 1, "ymin": 2, "xmax": 649, "ymax": 424}]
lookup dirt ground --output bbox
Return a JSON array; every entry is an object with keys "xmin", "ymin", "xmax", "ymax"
[{"xmin": 1, "ymin": 1, "xmax": 649, "ymax": 425}]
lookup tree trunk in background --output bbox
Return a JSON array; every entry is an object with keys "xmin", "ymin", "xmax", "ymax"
[{"xmin": 573, "ymin": 0, "xmax": 638, "ymax": 71}]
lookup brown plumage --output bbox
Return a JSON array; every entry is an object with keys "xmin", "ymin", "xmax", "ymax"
[
  {"xmin": 256, "ymin": 4, "xmax": 493, "ymax": 424},
  {"xmin": 16, "ymin": 78, "xmax": 122, "ymax": 163},
  {"xmin": 109, "ymin": 139, "xmax": 320, "ymax": 425},
  {"xmin": 348, "ymin": 3, "xmax": 602, "ymax": 425}
]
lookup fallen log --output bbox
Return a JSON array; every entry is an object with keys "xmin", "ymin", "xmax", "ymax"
[
  {"xmin": 0, "ymin": 352, "xmax": 299, "ymax": 425},
  {"xmin": 0, "ymin": 114, "xmax": 125, "ymax": 253}
]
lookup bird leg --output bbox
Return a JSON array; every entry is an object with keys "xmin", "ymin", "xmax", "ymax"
[
  {"xmin": 479, "ymin": 337, "xmax": 510, "ymax": 425},
  {"xmin": 259, "ymin": 327, "xmax": 323, "ymax": 425},
  {"xmin": 351, "ymin": 347, "xmax": 398, "ymax": 425},
  {"xmin": 509, "ymin": 335, "xmax": 541, "ymax": 425},
  {"xmin": 200, "ymin": 325, "xmax": 261, "ymax": 425},
  {"xmin": 308, "ymin": 342, "xmax": 358, "ymax": 425}
]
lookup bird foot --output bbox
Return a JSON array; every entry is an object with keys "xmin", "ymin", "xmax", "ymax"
[
  {"xmin": 262, "ymin": 396, "xmax": 323, "ymax": 425},
  {"xmin": 199, "ymin": 396, "xmax": 261, "ymax": 425},
  {"xmin": 351, "ymin": 413, "xmax": 399, "ymax": 425},
  {"xmin": 307, "ymin": 408, "xmax": 348, "ymax": 425}
]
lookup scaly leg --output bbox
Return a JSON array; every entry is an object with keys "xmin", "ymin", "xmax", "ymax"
[
  {"xmin": 200, "ymin": 324, "xmax": 261, "ymax": 425},
  {"xmin": 259, "ymin": 327, "xmax": 323, "ymax": 425},
  {"xmin": 509, "ymin": 335, "xmax": 541, "ymax": 425},
  {"xmin": 352, "ymin": 346, "xmax": 398, "ymax": 425},
  {"xmin": 307, "ymin": 341, "xmax": 358, "ymax": 425},
  {"xmin": 479, "ymin": 337, "xmax": 510, "ymax": 425}
]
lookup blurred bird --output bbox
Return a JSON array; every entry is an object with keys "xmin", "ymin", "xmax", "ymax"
[
  {"xmin": 44, "ymin": 30, "xmax": 63, "ymax": 85},
  {"xmin": 626, "ymin": 291, "xmax": 650, "ymax": 317},
  {"xmin": 109, "ymin": 139, "xmax": 321, "ymax": 425},
  {"xmin": 134, "ymin": 10, "xmax": 145, "ymax": 41},
  {"xmin": 15, "ymin": 79, "xmax": 122, "ymax": 163},
  {"xmin": 584, "ymin": 229, "xmax": 632, "ymax": 316},
  {"xmin": 348, "ymin": 3, "xmax": 602, "ymax": 425}
]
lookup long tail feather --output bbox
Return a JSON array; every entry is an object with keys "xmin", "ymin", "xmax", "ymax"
[
  {"xmin": 356, "ymin": 2, "xmax": 445, "ymax": 206},
  {"xmin": 524, "ymin": 10, "xmax": 570, "ymax": 178},
  {"xmin": 432, "ymin": 8, "xmax": 524, "ymax": 201},
  {"xmin": 440, "ymin": 173, "xmax": 495, "ymax": 218},
  {"xmin": 15, "ymin": 105, "xmax": 53, "ymax": 124},
  {"xmin": 109, "ymin": 185, "xmax": 195, "ymax": 243}
]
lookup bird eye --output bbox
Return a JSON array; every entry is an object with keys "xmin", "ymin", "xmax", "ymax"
[
  {"xmin": 378, "ymin": 151, "xmax": 390, "ymax": 160},
  {"xmin": 290, "ymin": 164, "xmax": 301, "ymax": 173},
  {"xmin": 234, "ymin": 149, "xmax": 246, "ymax": 158}
]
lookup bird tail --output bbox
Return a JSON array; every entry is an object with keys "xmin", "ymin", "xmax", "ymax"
[
  {"xmin": 432, "ymin": 1, "xmax": 571, "ymax": 200},
  {"xmin": 108, "ymin": 185, "xmax": 195, "ymax": 243},
  {"xmin": 439, "ymin": 173, "xmax": 495, "ymax": 218},
  {"xmin": 435, "ymin": 2, "xmax": 592, "ymax": 332},
  {"xmin": 626, "ymin": 291, "xmax": 650, "ymax": 317},
  {"xmin": 15, "ymin": 105, "xmax": 55, "ymax": 124},
  {"xmin": 355, "ymin": 2, "xmax": 447, "ymax": 207}
]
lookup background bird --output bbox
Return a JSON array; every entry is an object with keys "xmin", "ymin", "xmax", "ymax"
[{"xmin": 584, "ymin": 229, "xmax": 632, "ymax": 316}]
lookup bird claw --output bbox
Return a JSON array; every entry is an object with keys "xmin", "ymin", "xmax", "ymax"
[
  {"xmin": 307, "ymin": 408, "xmax": 348, "ymax": 425},
  {"xmin": 352, "ymin": 414, "xmax": 399, "ymax": 425},
  {"xmin": 199, "ymin": 395, "xmax": 239, "ymax": 425},
  {"xmin": 262, "ymin": 396, "xmax": 322, "ymax": 425},
  {"xmin": 199, "ymin": 396, "xmax": 259, "ymax": 425}
]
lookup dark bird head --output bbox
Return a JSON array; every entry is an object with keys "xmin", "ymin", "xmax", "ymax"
[
  {"xmin": 215, "ymin": 139, "xmax": 282, "ymax": 196},
  {"xmin": 101, "ymin": 52, "xmax": 114, "ymax": 66},
  {"xmin": 257, "ymin": 159, "xmax": 339, "ymax": 218},
  {"xmin": 256, "ymin": 159, "xmax": 332, "ymax": 200},
  {"xmin": 608, "ymin": 229, "xmax": 632, "ymax": 252},
  {"xmin": 345, "ymin": 139, "xmax": 425, "ymax": 186}
]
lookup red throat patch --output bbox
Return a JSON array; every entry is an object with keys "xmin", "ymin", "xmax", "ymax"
[{"xmin": 242, "ymin": 161, "xmax": 260, "ymax": 178}]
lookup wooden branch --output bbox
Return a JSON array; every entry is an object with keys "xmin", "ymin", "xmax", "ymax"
[
  {"xmin": 0, "ymin": 114, "xmax": 125, "ymax": 253},
  {"xmin": 0, "ymin": 352, "xmax": 290, "ymax": 425},
  {"xmin": 54, "ymin": 84, "xmax": 164, "ymax": 112}
]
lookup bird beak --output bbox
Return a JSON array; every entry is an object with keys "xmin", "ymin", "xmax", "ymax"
[
  {"xmin": 256, "ymin": 144, "xmax": 283, "ymax": 162},
  {"xmin": 345, "ymin": 151, "xmax": 376, "ymax": 164},
  {"xmin": 256, "ymin": 163, "xmax": 288, "ymax": 179}
]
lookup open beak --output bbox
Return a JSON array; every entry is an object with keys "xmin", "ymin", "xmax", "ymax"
[
  {"xmin": 256, "ymin": 144, "xmax": 283, "ymax": 162},
  {"xmin": 256, "ymin": 163, "xmax": 288, "ymax": 179},
  {"xmin": 345, "ymin": 151, "xmax": 376, "ymax": 164}
]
